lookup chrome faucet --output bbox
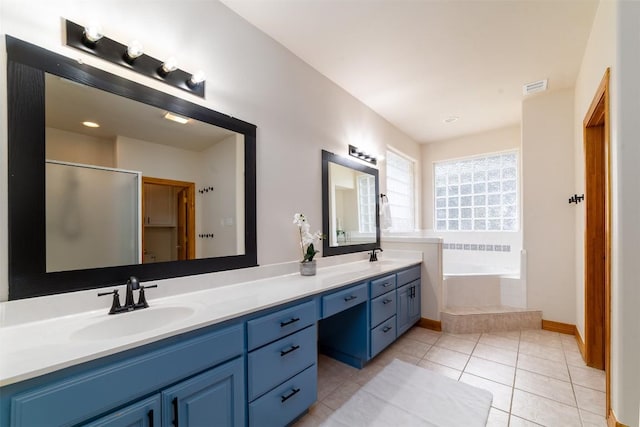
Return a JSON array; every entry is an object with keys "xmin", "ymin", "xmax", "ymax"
[
  {"xmin": 98, "ymin": 276, "xmax": 157, "ymax": 314},
  {"xmin": 369, "ymin": 247, "xmax": 383, "ymax": 262}
]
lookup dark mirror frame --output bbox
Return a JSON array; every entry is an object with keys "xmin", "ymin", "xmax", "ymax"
[
  {"xmin": 321, "ymin": 150, "xmax": 380, "ymax": 257},
  {"xmin": 6, "ymin": 36, "xmax": 257, "ymax": 300}
]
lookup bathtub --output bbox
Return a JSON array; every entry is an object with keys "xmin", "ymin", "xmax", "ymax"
[{"xmin": 443, "ymin": 253, "xmax": 526, "ymax": 309}]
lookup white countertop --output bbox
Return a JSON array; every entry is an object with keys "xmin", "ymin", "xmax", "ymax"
[{"xmin": 0, "ymin": 253, "xmax": 421, "ymax": 387}]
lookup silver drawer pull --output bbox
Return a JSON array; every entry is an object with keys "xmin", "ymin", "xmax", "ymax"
[
  {"xmin": 281, "ymin": 387, "xmax": 301, "ymax": 403},
  {"xmin": 382, "ymin": 299, "xmax": 393, "ymax": 305},
  {"xmin": 382, "ymin": 326, "xmax": 393, "ymax": 333},
  {"xmin": 280, "ymin": 345, "xmax": 300, "ymax": 357},
  {"xmin": 280, "ymin": 317, "xmax": 300, "ymax": 327},
  {"xmin": 344, "ymin": 295, "xmax": 357, "ymax": 302},
  {"xmin": 383, "ymin": 282, "xmax": 393, "ymax": 287}
]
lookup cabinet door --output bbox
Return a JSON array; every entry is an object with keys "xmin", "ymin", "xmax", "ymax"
[
  {"xmin": 144, "ymin": 184, "xmax": 175, "ymax": 226},
  {"xmin": 162, "ymin": 357, "xmax": 245, "ymax": 427},
  {"xmin": 84, "ymin": 395, "xmax": 161, "ymax": 427},
  {"xmin": 396, "ymin": 284, "xmax": 410, "ymax": 336},
  {"xmin": 397, "ymin": 281, "xmax": 421, "ymax": 336}
]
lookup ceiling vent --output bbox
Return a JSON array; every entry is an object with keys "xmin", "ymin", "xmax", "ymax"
[{"xmin": 523, "ymin": 79, "xmax": 548, "ymax": 95}]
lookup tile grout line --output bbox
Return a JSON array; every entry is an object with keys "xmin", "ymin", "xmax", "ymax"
[
  {"xmin": 506, "ymin": 328, "xmax": 521, "ymax": 426},
  {"xmin": 563, "ymin": 335, "xmax": 586, "ymax": 427}
]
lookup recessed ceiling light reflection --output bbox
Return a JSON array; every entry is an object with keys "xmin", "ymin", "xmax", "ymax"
[
  {"xmin": 82, "ymin": 121, "xmax": 100, "ymax": 128},
  {"xmin": 163, "ymin": 112, "xmax": 189, "ymax": 124}
]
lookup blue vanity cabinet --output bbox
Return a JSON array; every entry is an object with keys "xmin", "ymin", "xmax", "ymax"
[
  {"xmin": 247, "ymin": 301, "xmax": 317, "ymax": 427},
  {"xmin": 4, "ymin": 323, "xmax": 245, "ymax": 427},
  {"xmin": 397, "ymin": 265, "xmax": 422, "ymax": 336}
]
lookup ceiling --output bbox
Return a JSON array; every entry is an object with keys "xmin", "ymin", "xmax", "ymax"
[
  {"xmin": 221, "ymin": 0, "xmax": 599, "ymax": 143},
  {"xmin": 46, "ymin": 74, "xmax": 235, "ymax": 152}
]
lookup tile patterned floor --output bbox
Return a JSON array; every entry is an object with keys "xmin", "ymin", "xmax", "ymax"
[{"xmin": 294, "ymin": 327, "xmax": 606, "ymax": 427}]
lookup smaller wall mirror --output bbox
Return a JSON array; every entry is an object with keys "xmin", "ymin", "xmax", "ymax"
[{"xmin": 322, "ymin": 150, "xmax": 380, "ymax": 257}]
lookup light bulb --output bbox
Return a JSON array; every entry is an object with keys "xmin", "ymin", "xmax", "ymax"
[
  {"xmin": 126, "ymin": 40, "xmax": 144, "ymax": 60},
  {"xmin": 160, "ymin": 57, "xmax": 179, "ymax": 74},
  {"xmin": 83, "ymin": 23, "xmax": 103, "ymax": 43},
  {"xmin": 190, "ymin": 71, "xmax": 205, "ymax": 84},
  {"xmin": 187, "ymin": 70, "xmax": 206, "ymax": 88}
]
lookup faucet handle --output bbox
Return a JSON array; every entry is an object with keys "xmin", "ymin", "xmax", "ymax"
[
  {"xmin": 136, "ymin": 284, "xmax": 158, "ymax": 309},
  {"xmin": 98, "ymin": 289, "xmax": 122, "ymax": 315}
]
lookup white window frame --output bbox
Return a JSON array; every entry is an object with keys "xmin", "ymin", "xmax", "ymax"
[
  {"xmin": 433, "ymin": 150, "xmax": 519, "ymax": 232},
  {"xmin": 386, "ymin": 148, "xmax": 416, "ymax": 231}
]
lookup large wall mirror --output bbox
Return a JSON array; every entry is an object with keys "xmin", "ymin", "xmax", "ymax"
[
  {"xmin": 6, "ymin": 36, "xmax": 257, "ymax": 300},
  {"xmin": 321, "ymin": 150, "xmax": 380, "ymax": 257}
]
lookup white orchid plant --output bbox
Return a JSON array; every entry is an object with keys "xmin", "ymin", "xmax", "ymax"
[{"xmin": 293, "ymin": 213, "xmax": 323, "ymax": 263}]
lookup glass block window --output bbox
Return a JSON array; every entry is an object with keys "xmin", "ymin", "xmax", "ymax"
[
  {"xmin": 357, "ymin": 174, "xmax": 376, "ymax": 233},
  {"xmin": 434, "ymin": 151, "xmax": 519, "ymax": 231},
  {"xmin": 386, "ymin": 150, "xmax": 415, "ymax": 231}
]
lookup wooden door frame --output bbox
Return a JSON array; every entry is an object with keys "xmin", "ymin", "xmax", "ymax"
[
  {"xmin": 142, "ymin": 176, "xmax": 196, "ymax": 261},
  {"xmin": 582, "ymin": 68, "xmax": 611, "ymax": 415}
]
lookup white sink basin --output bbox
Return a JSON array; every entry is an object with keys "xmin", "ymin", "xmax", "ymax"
[{"xmin": 71, "ymin": 305, "xmax": 196, "ymax": 341}]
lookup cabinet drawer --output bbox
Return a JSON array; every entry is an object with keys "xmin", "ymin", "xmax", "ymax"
[
  {"xmin": 370, "ymin": 315, "xmax": 397, "ymax": 358},
  {"xmin": 370, "ymin": 291, "xmax": 396, "ymax": 328},
  {"xmin": 247, "ymin": 300, "xmax": 316, "ymax": 350},
  {"xmin": 397, "ymin": 265, "xmax": 421, "ymax": 287},
  {"xmin": 370, "ymin": 274, "xmax": 396, "ymax": 298},
  {"xmin": 248, "ymin": 326, "xmax": 316, "ymax": 401},
  {"xmin": 249, "ymin": 364, "xmax": 317, "ymax": 427},
  {"xmin": 321, "ymin": 283, "xmax": 367, "ymax": 319}
]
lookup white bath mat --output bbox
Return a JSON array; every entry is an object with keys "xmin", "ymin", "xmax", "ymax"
[{"xmin": 321, "ymin": 359, "xmax": 493, "ymax": 427}]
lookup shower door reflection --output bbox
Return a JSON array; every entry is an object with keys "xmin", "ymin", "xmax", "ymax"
[{"xmin": 45, "ymin": 161, "xmax": 141, "ymax": 272}]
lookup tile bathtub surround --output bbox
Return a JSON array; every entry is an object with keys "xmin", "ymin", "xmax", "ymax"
[
  {"xmin": 295, "ymin": 327, "xmax": 607, "ymax": 427},
  {"xmin": 441, "ymin": 307, "xmax": 543, "ymax": 333}
]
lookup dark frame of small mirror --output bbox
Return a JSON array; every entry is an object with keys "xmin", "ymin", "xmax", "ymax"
[
  {"xmin": 321, "ymin": 150, "xmax": 380, "ymax": 257},
  {"xmin": 6, "ymin": 36, "xmax": 258, "ymax": 300}
]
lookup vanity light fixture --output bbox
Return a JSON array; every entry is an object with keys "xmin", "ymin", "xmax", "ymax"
[
  {"xmin": 82, "ymin": 121, "xmax": 100, "ymax": 128},
  {"xmin": 348, "ymin": 144, "xmax": 377, "ymax": 165},
  {"xmin": 65, "ymin": 19, "xmax": 205, "ymax": 97},
  {"xmin": 163, "ymin": 112, "xmax": 189, "ymax": 124}
]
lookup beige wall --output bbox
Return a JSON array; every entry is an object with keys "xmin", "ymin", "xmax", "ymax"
[
  {"xmin": 0, "ymin": 0, "xmax": 420, "ymax": 300},
  {"xmin": 421, "ymin": 125, "xmax": 521, "ymax": 229},
  {"xmin": 521, "ymin": 88, "xmax": 576, "ymax": 325},
  {"xmin": 46, "ymin": 128, "xmax": 115, "ymax": 167}
]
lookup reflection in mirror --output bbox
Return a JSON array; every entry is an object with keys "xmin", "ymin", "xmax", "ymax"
[
  {"xmin": 44, "ymin": 75, "xmax": 245, "ymax": 272},
  {"xmin": 328, "ymin": 162, "xmax": 377, "ymax": 246},
  {"xmin": 6, "ymin": 36, "xmax": 257, "ymax": 300},
  {"xmin": 322, "ymin": 150, "xmax": 380, "ymax": 257}
]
